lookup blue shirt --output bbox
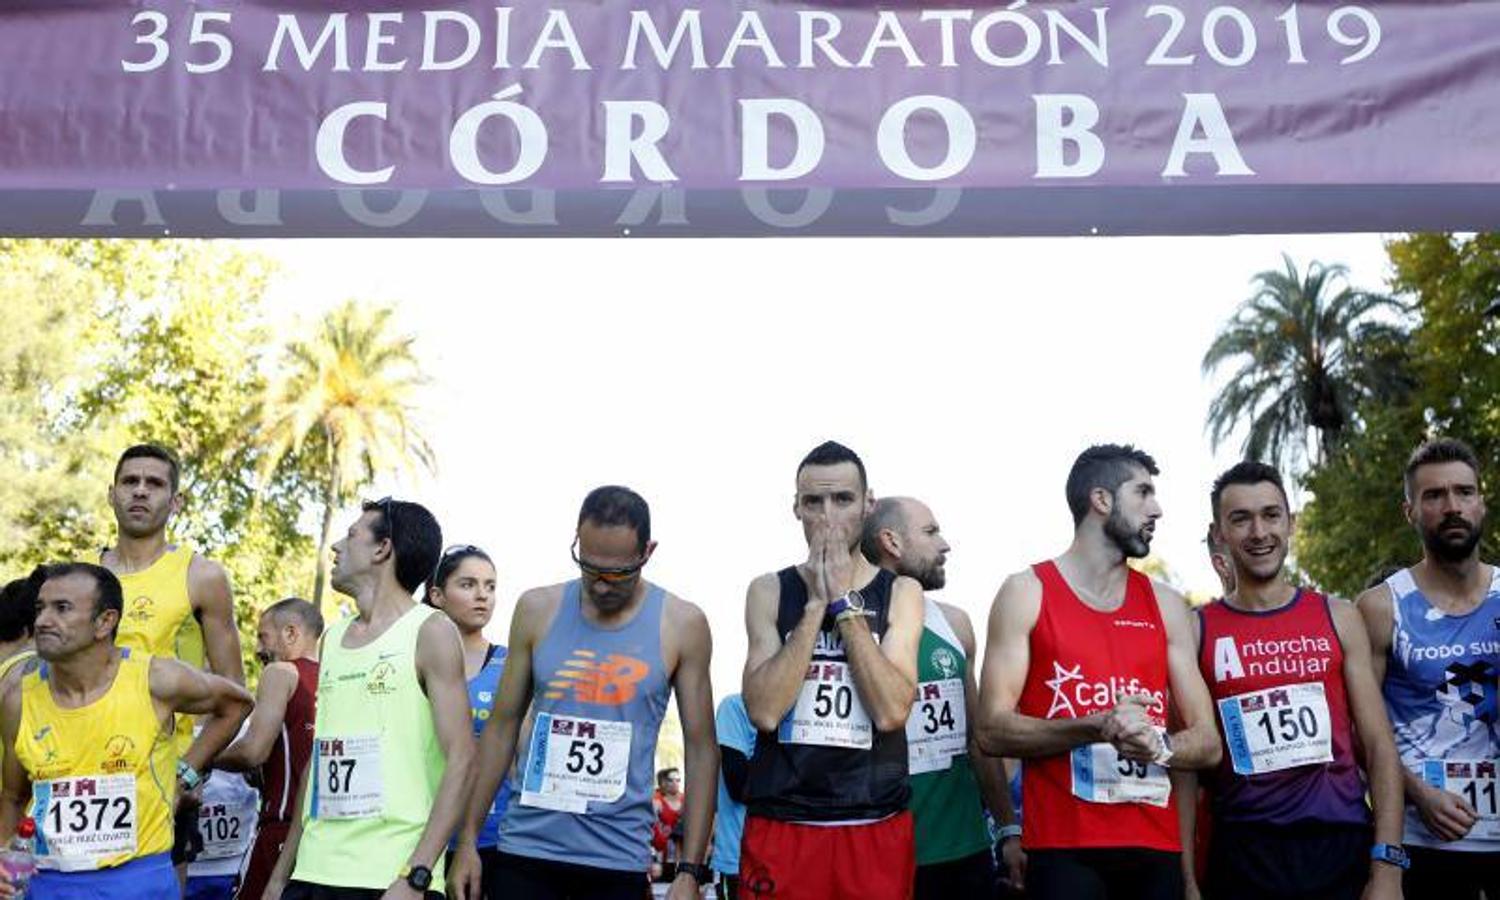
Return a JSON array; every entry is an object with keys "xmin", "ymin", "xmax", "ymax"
[
  {"xmin": 713, "ymin": 695, "xmax": 755, "ymax": 876},
  {"xmin": 469, "ymin": 644, "xmax": 511, "ymax": 849}
]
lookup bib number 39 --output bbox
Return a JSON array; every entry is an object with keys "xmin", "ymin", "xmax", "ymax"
[{"xmin": 1071, "ymin": 742, "xmax": 1170, "ymax": 807}]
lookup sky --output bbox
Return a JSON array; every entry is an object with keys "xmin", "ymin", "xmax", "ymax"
[{"xmin": 250, "ymin": 233, "xmax": 1396, "ymax": 703}]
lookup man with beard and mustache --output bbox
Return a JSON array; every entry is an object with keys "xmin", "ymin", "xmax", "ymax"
[
  {"xmin": 1177, "ymin": 462, "xmax": 1405, "ymax": 900},
  {"xmin": 1359, "ymin": 438, "xmax": 1500, "ymax": 900},
  {"xmin": 214, "ymin": 597, "xmax": 322, "ymax": 900},
  {"xmin": 450, "ymin": 486, "xmax": 717, "ymax": 900},
  {"xmin": 976, "ymin": 444, "xmax": 1219, "ymax": 900},
  {"xmin": 861, "ymin": 497, "xmax": 1025, "ymax": 899},
  {"xmin": 741, "ymin": 442, "xmax": 924, "ymax": 900}
]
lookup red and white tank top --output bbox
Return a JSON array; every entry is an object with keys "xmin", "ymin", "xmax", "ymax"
[{"xmin": 1017, "ymin": 561, "xmax": 1179, "ymax": 852}]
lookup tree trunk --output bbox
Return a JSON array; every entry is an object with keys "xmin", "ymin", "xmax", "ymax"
[{"xmin": 313, "ymin": 457, "xmax": 343, "ymax": 622}]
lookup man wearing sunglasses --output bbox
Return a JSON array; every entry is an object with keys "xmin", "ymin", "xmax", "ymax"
[
  {"xmin": 451, "ymin": 485, "xmax": 717, "ymax": 900},
  {"xmin": 262, "ymin": 498, "xmax": 475, "ymax": 900},
  {"xmin": 741, "ymin": 441, "xmax": 925, "ymax": 900}
]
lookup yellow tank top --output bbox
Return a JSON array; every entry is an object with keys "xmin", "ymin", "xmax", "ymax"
[
  {"xmin": 0, "ymin": 649, "xmax": 36, "ymax": 796},
  {"xmin": 113, "ymin": 544, "xmax": 202, "ymax": 754},
  {"xmin": 15, "ymin": 649, "xmax": 175, "ymax": 871}
]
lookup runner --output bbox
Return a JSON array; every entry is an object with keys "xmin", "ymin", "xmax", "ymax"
[
  {"xmin": 214, "ymin": 597, "xmax": 322, "ymax": 900},
  {"xmin": 0, "ymin": 563, "xmax": 252, "ymax": 899},
  {"xmin": 101, "ymin": 443, "xmax": 245, "ymax": 872},
  {"xmin": 262, "ymin": 498, "xmax": 474, "ymax": 900},
  {"xmin": 450, "ymin": 485, "xmax": 717, "ymax": 900},
  {"xmin": 977, "ymin": 443, "xmax": 1220, "ymax": 900},
  {"xmin": 651, "ymin": 768, "xmax": 685, "ymax": 881},
  {"xmin": 0, "ymin": 569, "xmax": 41, "ymax": 804},
  {"xmin": 1358, "ymin": 438, "xmax": 1500, "ymax": 900},
  {"xmin": 425, "ymin": 544, "xmax": 510, "ymax": 896},
  {"xmin": 185, "ymin": 759, "xmax": 259, "ymax": 899},
  {"xmin": 712, "ymin": 695, "xmax": 754, "ymax": 900},
  {"xmin": 860, "ymin": 496, "xmax": 1025, "ymax": 898},
  {"xmin": 1179, "ymin": 462, "xmax": 1404, "ymax": 900},
  {"xmin": 741, "ymin": 441, "xmax": 924, "ymax": 900}
]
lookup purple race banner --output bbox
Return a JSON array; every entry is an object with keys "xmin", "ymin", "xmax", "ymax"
[{"xmin": 2, "ymin": 0, "xmax": 1499, "ymax": 235}]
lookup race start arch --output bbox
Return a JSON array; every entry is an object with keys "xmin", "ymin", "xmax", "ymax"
[{"xmin": 2, "ymin": 0, "xmax": 1498, "ymax": 236}]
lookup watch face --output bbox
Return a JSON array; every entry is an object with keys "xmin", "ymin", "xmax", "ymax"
[
  {"xmin": 846, "ymin": 590, "xmax": 865, "ymax": 611},
  {"xmin": 407, "ymin": 866, "xmax": 433, "ymax": 890}
]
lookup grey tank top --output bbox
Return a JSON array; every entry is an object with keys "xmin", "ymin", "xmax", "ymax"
[{"xmin": 498, "ymin": 580, "xmax": 670, "ymax": 872}]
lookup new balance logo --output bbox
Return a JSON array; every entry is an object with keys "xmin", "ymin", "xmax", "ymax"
[{"xmin": 543, "ymin": 651, "xmax": 650, "ymax": 705}]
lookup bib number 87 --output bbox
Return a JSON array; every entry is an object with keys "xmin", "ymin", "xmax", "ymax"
[
  {"xmin": 565, "ymin": 739, "xmax": 605, "ymax": 776},
  {"xmin": 327, "ymin": 759, "xmax": 357, "ymax": 794},
  {"xmin": 814, "ymin": 684, "xmax": 854, "ymax": 719}
]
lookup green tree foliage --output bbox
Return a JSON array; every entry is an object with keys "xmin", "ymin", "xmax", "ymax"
[
  {"xmin": 255, "ymin": 299, "xmax": 433, "ymax": 617},
  {"xmin": 1203, "ymin": 255, "xmax": 1408, "ymax": 474},
  {"xmin": 1296, "ymin": 234, "xmax": 1500, "ymax": 596},
  {"xmin": 0, "ymin": 239, "xmax": 322, "ymax": 680}
]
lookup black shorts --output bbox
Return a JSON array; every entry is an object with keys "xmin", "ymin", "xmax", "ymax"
[
  {"xmin": 284, "ymin": 881, "xmax": 444, "ymax": 900},
  {"xmin": 1027, "ymin": 847, "xmax": 1182, "ymax": 900},
  {"xmin": 1205, "ymin": 820, "xmax": 1369, "ymax": 900},
  {"xmin": 914, "ymin": 849, "xmax": 995, "ymax": 900},
  {"xmin": 1405, "ymin": 846, "xmax": 1500, "ymax": 900},
  {"xmin": 716, "ymin": 874, "xmax": 739, "ymax": 900},
  {"xmin": 488, "ymin": 849, "xmax": 647, "ymax": 900},
  {"xmin": 443, "ymin": 846, "xmax": 508, "ymax": 900}
]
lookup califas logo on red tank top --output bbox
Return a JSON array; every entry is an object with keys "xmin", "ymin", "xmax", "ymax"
[{"xmin": 1043, "ymin": 661, "xmax": 1166, "ymax": 720}]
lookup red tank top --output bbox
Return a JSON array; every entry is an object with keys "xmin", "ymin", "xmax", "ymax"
[
  {"xmin": 260, "ymin": 657, "xmax": 318, "ymax": 824},
  {"xmin": 1017, "ymin": 561, "xmax": 1179, "ymax": 852},
  {"xmin": 1197, "ymin": 591, "xmax": 1368, "ymax": 826}
]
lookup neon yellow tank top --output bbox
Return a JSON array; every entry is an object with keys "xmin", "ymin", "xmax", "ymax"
[
  {"xmin": 113, "ymin": 544, "xmax": 202, "ymax": 755},
  {"xmin": 15, "ymin": 649, "xmax": 175, "ymax": 871},
  {"xmin": 293, "ymin": 605, "xmax": 448, "ymax": 892}
]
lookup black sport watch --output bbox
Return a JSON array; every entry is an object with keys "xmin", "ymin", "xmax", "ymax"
[
  {"xmin": 403, "ymin": 864, "xmax": 433, "ymax": 892},
  {"xmin": 677, "ymin": 862, "xmax": 713, "ymax": 886}
]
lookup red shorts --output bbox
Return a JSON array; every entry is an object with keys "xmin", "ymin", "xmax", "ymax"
[
  {"xmin": 740, "ymin": 812, "xmax": 915, "ymax": 900},
  {"xmin": 240, "ymin": 819, "xmax": 290, "ymax": 900}
]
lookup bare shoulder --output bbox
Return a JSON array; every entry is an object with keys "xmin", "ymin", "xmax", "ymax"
[
  {"xmin": 1324, "ymin": 594, "xmax": 1363, "ymax": 630},
  {"xmin": 663, "ymin": 592, "xmax": 709, "ymax": 632},
  {"xmin": 1353, "ymin": 583, "xmax": 1393, "ymax": 617},
  {"xmin": 937, "ymin": 601, "xmax": 977, "ymax": 652},
  {"xmin": 745, "ymin": 571, "xmax": 782, "ymax": 618},
  {"xmin": 418, "ymin": 608, "xmax": 462, "ymax": 642},
  {"xmin": 187, "ymin": 553, "xmax": 230, "ymax": 587},
  {"xmin": 993, "ymin": 568, "xmax": 1043, "ymax": 617}
]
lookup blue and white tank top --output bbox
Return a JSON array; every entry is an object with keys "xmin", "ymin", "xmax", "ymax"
[
  {"xmin": 1383, "ymin": 566, "xmax": 1500, "ymax": 850},
  {"xmin": 498, "ymin": 580, "xmax": 669, "ymax": 872},
  {"xmin": 468, "ymin": 644, "xmax": 510, "ymax": 850}
]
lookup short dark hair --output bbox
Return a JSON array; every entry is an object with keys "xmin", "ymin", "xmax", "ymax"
[
  {"xmin": 1210, "ymin": 461, "xmax": 1290, "ymax": 521},
  {"xmin": 797, "ymin": 441, "xmax": 867, "ymax": 492},
  {"xmin": 362, "ymin": 498, "xmax": 443, "ymax": 595},
  {"xmin": 0, "ymin": 566, "xmax": 45, "ymax": 643},
  {"xmin": 425, "ymin": 545, "xmax": 494, "ymax": 604},
  {"xmin": 263, "ymin": 596, "xmax": 324, "ymax": 639},
  {"xmin": 42, "ymin": 562, "xmax": 124, "ymax": 639},
  {"xmin": 860, "ymin": 497, "xmax": 908, "ymax": 564},
  {"xmin": 114, "ymin": 443, "xmax": 181, "ymax": 493},
  {"xmin": 1404, "ymin": 437, "xmax": 1481, "ymax": 500},
  {"xmin": 1065, "ymin": 444, "xmax": 1159, "ymax": 526},
  {"xmin": 577, "ymin": 486, "xmax": 651, "ymax": 553},
  {"xmin": 657, "ymin": 767, "xmax": 679, "ymax": 784}
]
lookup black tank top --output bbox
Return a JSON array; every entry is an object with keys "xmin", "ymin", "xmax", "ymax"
[{"xmin": 746, "ymin": 566, "xmax": 910, "ymax": 821}]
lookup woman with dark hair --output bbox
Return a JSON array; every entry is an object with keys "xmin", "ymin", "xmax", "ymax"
[{"xmin": 428, "ymin": 545, "xmax": 510, "ymax": 897}]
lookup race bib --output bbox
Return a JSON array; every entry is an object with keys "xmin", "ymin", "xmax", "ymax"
[
  {"xmin": 34, "ymin": 774, "xmax": 137, "ymax": 870},
  {"xmin": 1218, "ymin": 682, "xmax": 1334, "ymax": 776},
  {"xmin": 906, "ymin": 678, "xmax": 967, "ymax": 774},
  {"xmin": 519, "ymin": 713, "xmax": 632, "ymax": 814},
  {"xmin": 1071, "ymin": 742, "xmax": 1170, "ymax": 807},
  {"xmin": 778, "ymin": 661, "xmax": 873, "ymax": 750},
  {"xmin": 197, "ymin": 800, "xmax": 253, "ymax": 860},
  {"xmin": 311, "ymin": 735, "xmax": 382, "ymax": 820},
  {"xmin": 1424, "ymin": 759, "xmax": 1500, "ymax": 840}
]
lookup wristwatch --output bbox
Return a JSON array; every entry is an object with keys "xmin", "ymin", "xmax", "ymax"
[
  {"xmin": 1370, "ymin": 844, "xmax": 1410, "ymax": 870},
  {"xmin": 827, "ymin": 590, "xmax": 865, "ymax": 623},
  {"xmin": 677, "ymin": 861, "xmax": 713, "ymax": 886},
  {"xmin": 400, "ymin": 864, "xmax": 434, "ymax": 891},
  {"xmin": 176, "ymin": 760, "xmax": 202, "ymax": 791},
  {"xmin": 1152, "ymin": 730, "xmax": 1174, "ymax": 768}
]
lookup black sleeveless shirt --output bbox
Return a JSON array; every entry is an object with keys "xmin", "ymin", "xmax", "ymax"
[{"xmin": 745, "ymin": 566, "xmax": 910, "ymax": 821}]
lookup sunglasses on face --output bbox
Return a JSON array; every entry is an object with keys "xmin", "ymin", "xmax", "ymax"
[{"xmin": 570, "ymin": 537, "xmax": 646, "ymax": 583}]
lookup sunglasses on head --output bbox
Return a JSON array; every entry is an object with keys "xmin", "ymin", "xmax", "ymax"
[
  {"xmin": 570, "ymin": 536, "xmax": 646, "ymax": 583},
  {"xmin": 432, "ymin": 543, "xmax": 486, "ymax": 581}
]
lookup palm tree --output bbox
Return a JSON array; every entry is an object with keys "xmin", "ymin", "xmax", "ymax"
[
  {"xmin": 1203, "ymin": 255, "xmax": 1407, "ymax": 473},
  {"xmin": 256, "ymin": 300, "xmax": 434, "ymax": 613}
]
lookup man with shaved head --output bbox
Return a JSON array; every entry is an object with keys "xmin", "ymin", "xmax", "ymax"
[{"xmin": 862, "ymin": 497, "xmax": 1025, "ymax": 898}]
